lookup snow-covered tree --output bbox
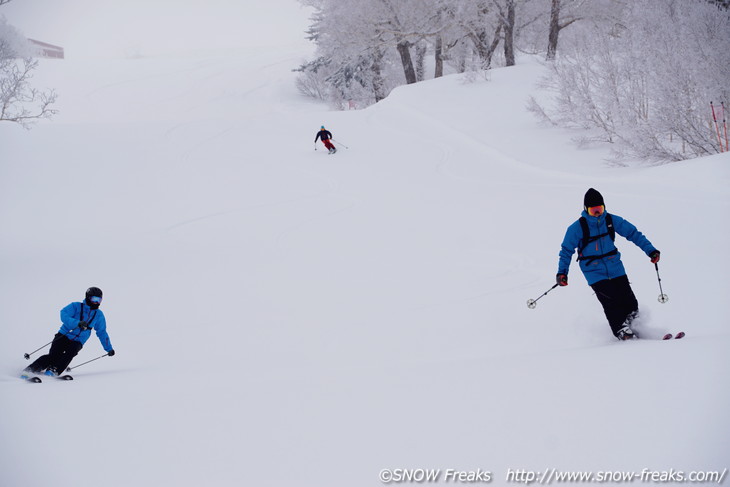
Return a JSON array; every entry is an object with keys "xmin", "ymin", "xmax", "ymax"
[
  {"xmin": 0, "ymin": 13, "xmax": 58, "ymax": 127},
  {"xmin": 298, "ymin": 0, "xmax": 587, "ymax": 107},
  {"xmin": 298, "ymin": 0, "xmax": 465, "ymax": 106},
  {"xmin": 545, "ymin": 0, "xmax": 581, "ymax": 60},
  {"xmin": 530, "ymin": 0, "xmax": 730, "ymax": 162}
]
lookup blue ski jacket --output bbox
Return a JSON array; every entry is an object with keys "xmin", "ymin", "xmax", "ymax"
[
  {"xmin": 558, "ymin": 211, "xmax": 657, "ymax": 286},
  {"xmin": 58, "ymin": 301, "xmax": 113, "ymax": 352}
]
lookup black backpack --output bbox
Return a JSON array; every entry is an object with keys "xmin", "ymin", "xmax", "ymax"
[{"xmin": 577, "ymin": 213, "xmax": 617, "ymax": 263}]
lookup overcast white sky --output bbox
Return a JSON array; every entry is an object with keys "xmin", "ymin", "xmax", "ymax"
[{"xmin": 1, "ymin": 0, "xmax": 313, "ymax": 59}]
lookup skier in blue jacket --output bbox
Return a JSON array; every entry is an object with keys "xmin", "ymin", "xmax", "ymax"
[
  {"xmin": 25, "ymin": 287, "xmax": 115, "ymax": 376},
  {"xmin": 556, "ymin": 189, "xmax": 660, "ymax": 340}
]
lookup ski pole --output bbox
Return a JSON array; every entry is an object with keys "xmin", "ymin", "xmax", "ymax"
[
  {"xmin": 655, "ymin": 262, "xmax": 669, "ymax": 304},
  {"xmin": 711, "ymin": 102, "xmax": 724, "ymax": 152},
  {"xmin": 66, "ymin": 353, "xmax": 109, "ymax": 372},
  {"xmin": 24, "ymin": 340, "xmax": 54, "ymax": 360},
  {"xmin": 527, "ymin": 283, "xmax": 559, "ymax": 309},
  {"xmin": 333, "ymin": 139, "xmax": 349, "ymax": 149},
  {"xmin": 23, "ymin": 324, "xmax": 85, "ymax": 360}
]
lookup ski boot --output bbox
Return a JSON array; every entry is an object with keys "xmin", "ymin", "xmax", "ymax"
[
  {"xmin": 624, "ymin": 310, "xmax": 639, "ymax": 326},
  {"xmin": 616, "ymin": 326, "xmax": 637, "ymax": 341}
]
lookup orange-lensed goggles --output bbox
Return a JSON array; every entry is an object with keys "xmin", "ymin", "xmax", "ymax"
[{"xmin": 587, "ymin": 205, "xmax": 605, "ymax": 216}]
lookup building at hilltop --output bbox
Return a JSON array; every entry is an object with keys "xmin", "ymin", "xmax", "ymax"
[{"xmin": 28, "ymin": 39, "xmax": 64, "ymax": 59}]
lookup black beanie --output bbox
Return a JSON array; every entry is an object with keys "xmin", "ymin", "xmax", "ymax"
[{"xmin": 584, "ymin": 188, "xmax": 604, "ymax": 208}]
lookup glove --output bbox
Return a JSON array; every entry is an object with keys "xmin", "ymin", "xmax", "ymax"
[
  {"xmin": 556, "ymin": 274, "xmax": 568, "ymax": 286},
  {"xmin": 78, "ymin": 321, "xmax": 89, "ymax": 330},
  {"xmin": 107, "ymin": 350, "xmax": 115, "ymax": 357},
  {"xmin": 649, "ymin": 250, "xmax": 660, "ymax": 264}
]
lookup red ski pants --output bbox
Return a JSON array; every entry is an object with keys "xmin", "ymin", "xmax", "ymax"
[{"xmin": 321, "ymin": 139, "xmax": 335, "ymax": 150}]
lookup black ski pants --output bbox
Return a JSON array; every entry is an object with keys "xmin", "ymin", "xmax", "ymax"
[
  {"xmin": 26, "ymin": 333, "xmax": 83, "ymax": 374},
  {"xmin": 590, "ymin": 274, "xmax": 639, "ymax": 337}
]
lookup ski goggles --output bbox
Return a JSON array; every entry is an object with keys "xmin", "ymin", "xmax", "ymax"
[
  {"xmin": 587, "ymin": 205, "xmax": 605, "ymax": 216},
  {"xmin": 89, "ymin": 296, "xmax": 102, "ymax": 304}
]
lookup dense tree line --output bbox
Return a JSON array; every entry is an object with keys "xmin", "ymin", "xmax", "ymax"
[
  {"xmin": 298, "ymin": 0, "xmax": 730, "ymax": 162},
  {"xmin": 530, "ymin": 0, "xmax": 730, "ymax": 161},
  {"xmin": 296, "ymin": 0, "xmax": 615, "ymax": 107}
]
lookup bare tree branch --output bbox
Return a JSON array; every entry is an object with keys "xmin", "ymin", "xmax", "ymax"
[{"xmin": 0, "ymin": 57, "xmax": 58, "ymax": 128}]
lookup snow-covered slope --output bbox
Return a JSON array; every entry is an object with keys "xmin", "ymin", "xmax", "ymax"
[{"xmin": 1, "ymin": 26, "xmax": 729, "ymax": 487}]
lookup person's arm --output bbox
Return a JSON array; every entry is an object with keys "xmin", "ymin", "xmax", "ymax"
[
  {"xmin": 613, "ymin": 214, "xmax": 657, "ymax": 257},
  {"xmin": 59, "ymin": 302, "xmax": 82, "ymax": 334},
  {"xmin": 558, "ymin": 221, "xmax": 580, "ymax": 276},
  {"xmin": 94, "ymin": 312, "xmax": 114, "ymax": 352}
]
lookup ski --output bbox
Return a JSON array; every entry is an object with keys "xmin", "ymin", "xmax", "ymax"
[
  {"xmin": 20, "ymin": 373, "xmax": 73, "ymax": 382},
  {"xmin": 661, "ymin": 332, "xmax": 685, "ymax": 340}
]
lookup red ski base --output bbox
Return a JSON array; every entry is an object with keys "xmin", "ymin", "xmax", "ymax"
[{"xmin": 662, "ymin": 332, "xmax": 685, "ymax": 340}]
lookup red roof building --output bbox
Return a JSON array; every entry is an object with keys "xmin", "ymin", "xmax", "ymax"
[{"xmin": 28, "ymin": 38, "xmax": 64, "ymax": 59}]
